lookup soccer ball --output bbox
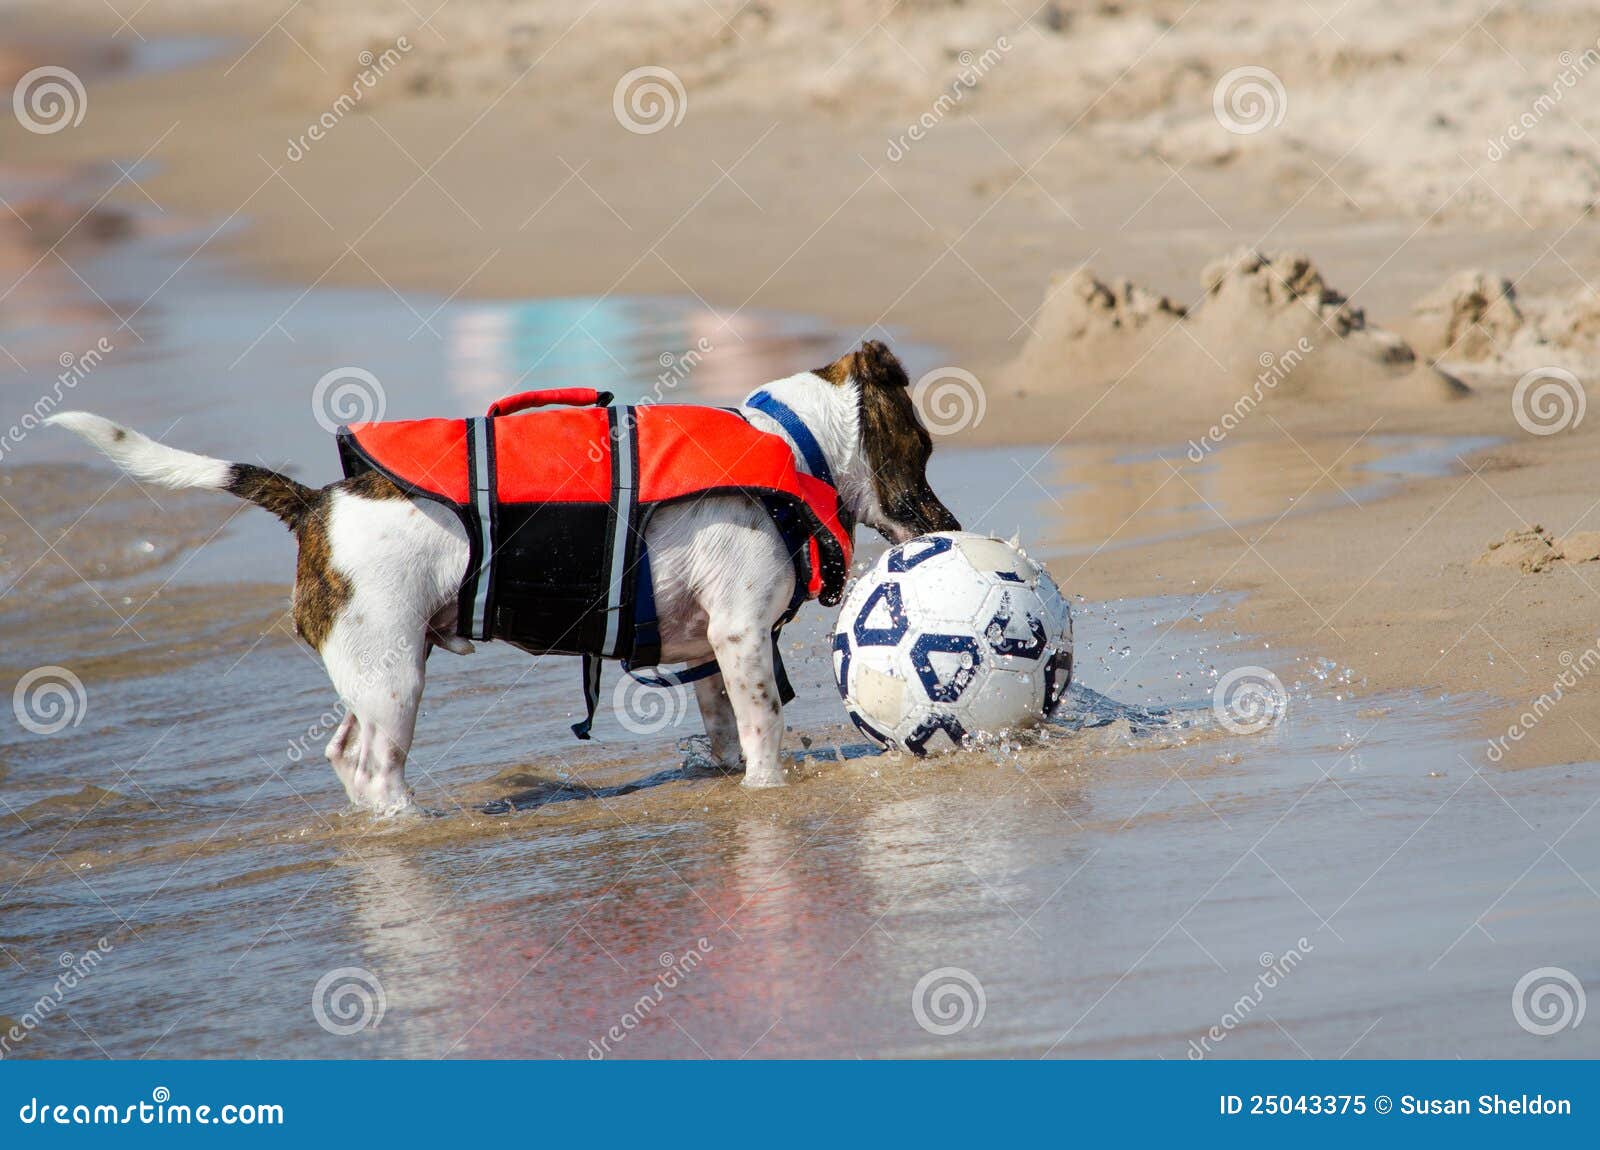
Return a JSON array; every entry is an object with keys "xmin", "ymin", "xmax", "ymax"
[{"xmin": 831, "ymin": 531, "xmax": 1073, "ymax": 755}]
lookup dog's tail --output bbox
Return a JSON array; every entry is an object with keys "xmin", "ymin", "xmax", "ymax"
[{"xmin": 46, "ymin": 412, "xmax": 319, "ymax": 530}]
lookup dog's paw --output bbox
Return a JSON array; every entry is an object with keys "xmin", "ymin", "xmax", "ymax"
[{"xmin": 741, "ymin": 768, "xmax": 788, "ymax": 789}]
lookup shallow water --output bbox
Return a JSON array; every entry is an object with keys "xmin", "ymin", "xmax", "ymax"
[{"xmin": 3, "ymin": 60, "xmax": 1598, "ymax": 1060}]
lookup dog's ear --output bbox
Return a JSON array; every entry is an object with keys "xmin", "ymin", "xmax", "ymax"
[
  {"xmin": 852, "ymin": 340, "xmax": 910, "ymax": 390},
  {"xmin": 813, "ymin": 340, "xmax": 909, "ymax": 388},
  {"xmin": 812, "ymin": 348, "xmax": 856, "ymax": 386}
]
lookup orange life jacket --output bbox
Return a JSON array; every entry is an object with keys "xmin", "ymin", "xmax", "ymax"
[{"xmin": 337, "ymin": 388, "xmax": 854, "ymax": 735}]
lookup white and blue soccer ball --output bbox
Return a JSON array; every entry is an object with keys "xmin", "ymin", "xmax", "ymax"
[{"xmin": 831, "ymin": 531, "xmax": 1073, "ymax": 755}]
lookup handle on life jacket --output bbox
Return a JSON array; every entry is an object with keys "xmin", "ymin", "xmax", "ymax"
[{"xmin": 486, "ymin": 388, "xmax": 614, "ymax": 418}]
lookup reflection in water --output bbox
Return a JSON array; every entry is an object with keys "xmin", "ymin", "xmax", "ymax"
[
  {"xmin": 949, "ymin": 435, "xmax": 1501, "ymax": 561},
  {"xmin": 446, "ymin": 300, "xmax": 846, "ymax": 409},
  {"xmin": 336, "ymin": 845, "xmax": 466, "ymax": 1058}
]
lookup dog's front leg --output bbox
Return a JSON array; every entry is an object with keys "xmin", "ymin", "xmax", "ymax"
[
  {"xmin": 693, "ymin": 675, "xmax": 743, "ymax": 770},
  {"xmin": 708, "ymin": 624, "xmax": 785, "ymax": 787}
]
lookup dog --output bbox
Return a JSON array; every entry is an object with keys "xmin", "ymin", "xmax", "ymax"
[{"xmin": 48, "ymin": 340, "xmax": 959, "ymax": 813}]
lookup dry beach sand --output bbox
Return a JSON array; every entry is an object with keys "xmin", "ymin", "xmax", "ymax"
[{"xmin": 4, "ymin": 2, "xmax": 1600, "ymax": 773}]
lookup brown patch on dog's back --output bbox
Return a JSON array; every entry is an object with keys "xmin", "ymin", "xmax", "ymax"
[{"xmin": 341, "ymin": 470, "xmax": 409, "ymax": 500}]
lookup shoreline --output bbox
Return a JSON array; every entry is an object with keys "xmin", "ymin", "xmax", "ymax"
[{"xmin": 5, "ymin": 2, "xmax": 1600, "ymax": 771}]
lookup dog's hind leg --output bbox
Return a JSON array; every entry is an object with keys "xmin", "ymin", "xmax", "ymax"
[
  {"xmin": 321, "ymin": 615, "xmax": 428, "ymax": 815},
  {"xmin": 693, "ymin": 675, "xmax": 742, "ymax": 770}
]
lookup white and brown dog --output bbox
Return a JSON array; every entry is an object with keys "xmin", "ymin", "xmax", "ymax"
[{"xmin": 49, "ymin": 341, "xmax": 958, "ymax": 814}]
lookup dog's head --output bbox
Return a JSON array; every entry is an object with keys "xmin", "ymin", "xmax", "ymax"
[{"xmin": 815, "ymin": 340, "xmax": 961, "ymax": 544}]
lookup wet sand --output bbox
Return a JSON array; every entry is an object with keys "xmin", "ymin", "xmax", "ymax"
[{"xmin": 1, "ymin": 5, "xmax": 1598, "ymax": 1059}]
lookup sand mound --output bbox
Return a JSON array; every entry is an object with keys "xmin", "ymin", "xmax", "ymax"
[
  {"xmin": 1008, "ymin": 267, "xmax": 1185, "ymax": 387},
  {"xmin": 1477, "ymin": 526, "xmax": 1600, "ymax": 574},
  {"xmin": 1478, "ymin": 526, "xmax": 1560, "ymax": 573},
  {"xmin": 1190, "ymin": 249, "xmax": 1417, "ymax": 367},
  {"xmin": 1403, "ymin": 272, "xmax": 1600, "ymax": 379},
  {"xmin": 1406, "ymin": 272, "xmax": 1526, "ymax": 364},
  {"xmin": 1005, "ymin": 248, "xmax": 1466, "ymax": 435},
  {"xmin": 1041, "ymin": 267, "xmax": 1187, "ymax": 339}
]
